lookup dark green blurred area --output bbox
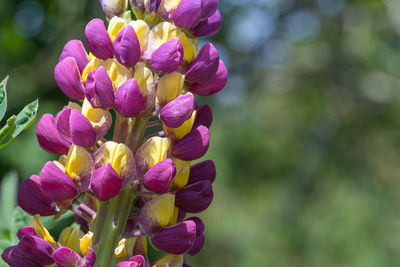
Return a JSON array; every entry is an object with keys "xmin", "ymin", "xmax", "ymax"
[{"xmin": 2, "ymin": 0, "xmax": 400, "ymax": 266}]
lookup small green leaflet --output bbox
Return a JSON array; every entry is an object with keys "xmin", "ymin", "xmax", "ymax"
[
  {"xmin": 13, "ymin": 99, "xmax": 38, "ymax": 138},
  {"xmin": 0, "ymin": 76, "xmax": 8, "ymax": 122},
  {"xmin": 0, "ymin": 116, "xmax": 16, "ymax": 149}
]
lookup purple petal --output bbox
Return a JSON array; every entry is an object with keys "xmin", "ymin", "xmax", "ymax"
[
  {"xmin": 151, "ymin": 220, "xmax": 196, "ymax": 254},
  {"xmin": 187, "ymin": 216, "xmax": 205, "ymax": 233},
  {"xmin": 36, "ymin": 114, "xmax": 70, "ymax": 154},
  {"xmin": 18, "ymin": 235, "xmax": 55, "ymax": 266},
  {"xmin": 116, "ymin": 262, "xmax": 138, "ymax": 267},
  {"xmin": 175, "ymin": 180, "xmax": 213, "ymax": 213},
  {"xmin": 144, "ymin": 158, "xmax": 176, "ymax": 194},
  {"xmin": 128, "ymin": 255, "xmax": 146, "ymax": 267},
  {"xmin": 83, "ymin": 247, "xmax": 96, "ymax": 267},
  {"xmin": 191, "ymin": 10, "xmax": 222, "ymax": 38},
  {"xmin": 56, "ymin": 108, "xmax": 73, "ymax": 143},
  {"xmin": 145, "ymin": 0, "xmax": 161, "ymax": 13},
  {"xmin": 171, "ymin": 125, "xmax": 210, "ymax": 161},
  {"xmin": 193, "ymin": 104, "xmax": 213, "ymax": 129},
  {"xmin": 17, "ymin": 175, "xmax": 59, "ymax": 216},
  {"xmin": 186, "ymin": 43, "xmax": 219, "ymax": 83},
  {"xmin": 69, "ymin": 109, "xmax": 97, "ymax": 147},
  {"xmin": 86, "ymin": 66, "xmax": 115, "ymax": 109},
  {"xmin": 150, "ymin": 38, "xmax": 183, "ymax": 73},
  {"xmin": 160, "ymin": 93, "xmax": 195, "ymax": 128},
  {"xmin": 17, "ymin": 226, "xmax": 39, "ymax": 241},
  {"xmin": 90, "ymin": 163, "xmax": 122, "ymax": 201},
  {"xmin": 115, "ymin": 78, "xmax": 144, "ymax": 117},
  {"xmin": 174, "ymin": 0, "xmax": 202, "ymax": 28},
  {"xmin": 188, "ymin": 59, "xmax": 228, "ymax": 96},
  {"xmin": 53, "ymin": 247, "xmax": 84, "ymax": 267},
  {"xmin": 85, "ymin": 18, "xmax": 114, "ymax": 59},
  {"xmin": 40, "ymin": 161, "xmax": 78, "ymax": 201},
  {"xmin": 114, "ymin": 26, "xmax": 141, "ymax": 68},
  {"xmin": 188, "ymin": 160, "xmax": 216, "ymax": 184},
  {"xmin": 59, "ymin": 40, "xmax": 89, "ymax": 73},
  {"xmin": 54, "ymin": 57, "xmax": 86, "ymax": 100},
  {"xmin": 201, "ymin": 0, "xmax": 218, "ymax": 19},
  {"xmin": 1, "ymin": 246, "xmax": 41, "ymax": 267}
]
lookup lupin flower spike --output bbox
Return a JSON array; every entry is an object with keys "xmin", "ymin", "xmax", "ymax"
[{"xmin": 4, "ymin": 0, "xmax": 227, "ymax": 266}]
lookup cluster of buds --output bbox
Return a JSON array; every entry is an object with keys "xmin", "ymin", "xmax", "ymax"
[{"xmin": 2, "ymin": 0, "xmax": 226, "ymax": 266}]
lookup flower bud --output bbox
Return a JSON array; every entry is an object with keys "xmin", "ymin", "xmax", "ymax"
[
  {"xmin": 17, "ymin": 175, "xmax": 59, "ymax": 216},
  {"xmin": 193, "ymin": 104, "xmax": 213, "ymax": 129},
  {"xmin": 138, "ymin": 194, "xmax": 175, "ymax": 235},
  {"xmin": 40, "ymin": 161, "xmax": 78, "ymax": 201},
  {"xmin": 188, "ymin": 160, "xmax": 216, "ymax": 184},
  {"xmin": 202, "ymin": 0, "xmax": 219, "ymax": 19},
  {"xmin": 64, "ymin": 145, "xmax": 94, "ymax": 191},
  {"xmin": 56, "ymin": 108, "xmax": 97, "ymax": 147},
  {"xmin": 94, "ymin": 141, "xmax": 136, "ymax": 187},
  {"xmin": 115, "ymin": 238, "xmax": 127, "ymax": 260},
  {"xmin": 2, "ymin": 246, "xmax": 40, "ymax": 266},
  {"xmin": 17, "ymin": 227, "xmax": 39, "ymax": 240},
  {"xmin": 171, "ymin": 125, "xmax": 210, "ymax": 161},
  {"xmin": 18, "ymin": 235, "xmax": 55, "ymax": 266},
  {"xmin": 174, "ymin": 0, "xmax": 202, "ymax": 28},
  {"xmin": 160, "ymin": 93, "xmax": 195, "ymax": 128},
  {"xmin": 55, "ymin": 57, "xmax": 86, "ymax": 100},
  {"xmin": 186, "ymin": 217, "xmax": 205, "ymax": 256},
  {"xmin": 53, "ymin": 247, "xmax": 84, "ymax": 267},
  {"xmin": 91, "ymin": 163, "xmax": 122, "ymax": 201},
  {"xmin": 58, "ymin": 227, "xmax": 84, "ymax": 254},
  {"xmin": 191, "ymin": 9, "xmax": 221, "ymax": 38},
  {"xmin": 116, "ymin": 262, "xmax": 138, "ymax": 267},
  {"xmin": 150, "ymin": 38, "xmax": 183, "ymax": 73},
  {"xmin": 85, "ymin": 19, "xmax": 114, "ymax": 59},
  {"xmin": 100, "ymin": 0, "xmax": 128, "ymax": 19},
  {"xmin": 155, "ymin": 72, "xmax": 184, "ymax": 110},
  {"xmin": 85, "ymin": 66, "xmax": 115, "ymax": 109},
  {"xmin": 59, "ymin": 40, "xmax": 89, "ymax": 73},
  {"xmin": 163, "ymin": 110, "xmax": 196, "ymax": 141},
  {"xmin": 115, "ymin": 78, "xmax": 144, "ymax": 117},
  {"xmin": 128, "ymin": 255, "xmax": 146, "ymax": 267},
  {"xmin": 144, "ymin": 158, "xmax": 176, "ymax": 194},
  {"xmin": 114, "ymin": 26, "xmax": 141, "ymax": 68},
  {"xmin": 135, "ymin": 137, "xmax": 171, "ymax": 177},
  {"xmin": 175, "ymin": 180, "xmax": 213, "ymax": 213},
  {"xmin": 188, "ymin": 59, "xmax": 228, "ymax": 96},
  {"xmin": 151, "ymin": 220, "xmax": 196, "ymax": 254},
  {"xmin": 186, "ymin": 43, "xmax": 219, "ymax": 83},
  {"xmin": 36, "ymin": 114, "xmax": 71, "ymax": 154}
]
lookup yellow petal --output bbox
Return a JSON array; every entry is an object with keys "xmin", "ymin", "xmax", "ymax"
[
  {"xmin": 163, "ymin": 110, "xmax": 196, "ymax": 141},
  {"xmin": 65, "ymin": 145, "xmax": 93, "ymax": 185},
  {"xmin": 80, "ymin": 231, "xmax": 93, "ymax": 256},
  {"xmin": 81, "ymin": 99, "xmax": 112, "ymax": 139},
  {"xmin": 82, "ymin": 57, "xmax": 104, "ymax": 82},
  {"xmin": 134, "ymin": 63, "xmax": 155, "ymax": 110},
  {"xmin": 58, "ymin": 227, "xmax": 84, "ymax": 254},
  {"xmin": 29, "ymin": 215, "xmax": 56, "ymax": 246},
  {"xmin": 114, "ymin": 238, "xmax": 127, "ymax": 260},
  {"xmin": 136, "ymin": 137, "xmax": 171, "ymax": 176},
  {"xmin": 103, "ymin": 58, "xmax": 133, "ymax": 89},
  {"xmin": 156, "ymin": 72, "xmax": 184, "ymax": 108},
  {"xmin": 153, "ymin": 254, "xmax": 184, "ymax": 267},
  {"xmin": 142, "ymin": 194, "xmax": 175, "ymax": 231},
  {"xmin": 128, "ymin": 20, "xmax": 150, "ymax": 50},
  {"xmin": 169, "ymin": 157, "xmax": 190, "ymax": 190},
  {"xmin": 108, "ymin": 16, "xmax": 128, "ymax": 42}
]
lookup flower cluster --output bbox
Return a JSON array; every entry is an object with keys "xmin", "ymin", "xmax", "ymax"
[{"xmin": 2, "ymin": 0, "xmax": 226, "ymax": 266}]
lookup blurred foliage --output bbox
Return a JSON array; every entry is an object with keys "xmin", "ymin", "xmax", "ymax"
[{"xmin": 2, "ymin": 0, "xmax": 400, "ymax": 266}]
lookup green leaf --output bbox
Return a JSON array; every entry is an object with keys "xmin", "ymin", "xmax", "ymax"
[
  {"xmin": 13, "ymin": 99, "xmax": 38, "ymax": 138},
  {"xmin": 0, "ymin": 76, "xmax": 8, "ymax": 122},
  {"xmin": 0, "ymin": 116, "xmax": 16, "ymax": 149},
  {"xmin": 0, "ymin": 171, "xmax": 18, "ymax": 231}
]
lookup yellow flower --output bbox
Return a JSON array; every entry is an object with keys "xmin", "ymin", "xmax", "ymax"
[{"xmin": 80, "ymin": 231, "xmax": 93, "ymax": 256}]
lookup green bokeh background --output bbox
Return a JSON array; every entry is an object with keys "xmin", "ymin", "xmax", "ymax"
[{"xmin": 2, "ymin": 0, "xmax": 400, "ymax": 266}]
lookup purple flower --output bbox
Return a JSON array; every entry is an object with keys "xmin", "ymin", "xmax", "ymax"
[
  {"xmin": 90, "ymin": 163, "xmax": 122, "ymax": 201},
  {"xmin": 193, "ymin": 104, "xmax": 213, "ymax": 129},
  {"xmin": 191, "ymin": 10, "xmax": 222, "ymax": 38},
  {"xmin": 115, "ymin": 78, "xmax": 144, "ymax": 117},
  {"xmin": 36, "ymin": 114, "xmax": 71, "ymax": 154},
  {"xmin": 174, "ymin": 0, "xmax": 202, "ymax": 28},
  {"xmin": 143, "ymin": 158, "xmax": 176, "ymax": 194},
  {"xmin": 59, "ymin": 40, "xmax": 89, "ymax": 73},
  {"xmin": 54, "ymin": 57, "xmax": 86, "ymax": 100},
  {"xmin": 85, "ymin": 18, "xmax": 114, "ymax": 59},
  {"xmin": 186, "ymin": 43, "xmax": 220, "ymax": 83},
  {"xmin": 114, "ymin": 26, "xmax": 141, "ymax": 68},
  {"xmin": 171, "ymin": 125, "xmax": 210, "ymax": 161},
  {"xmin": 175, "ymin": 180, "xmax": 214, "ymax": 213},
  {"xmin": 85, "ymin": 66, "xmax": 115, "ymax": 109},
  {"xmin": 150, "ymin": 38, "xmax": 183, "ymax": 73},
  {"xmin": 160, "ymin": 93, "xmax": 195, "ymax": 128},
  {"xmin": 188, "ymin": 160, "xmax": 216, "ymax": 184}
]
